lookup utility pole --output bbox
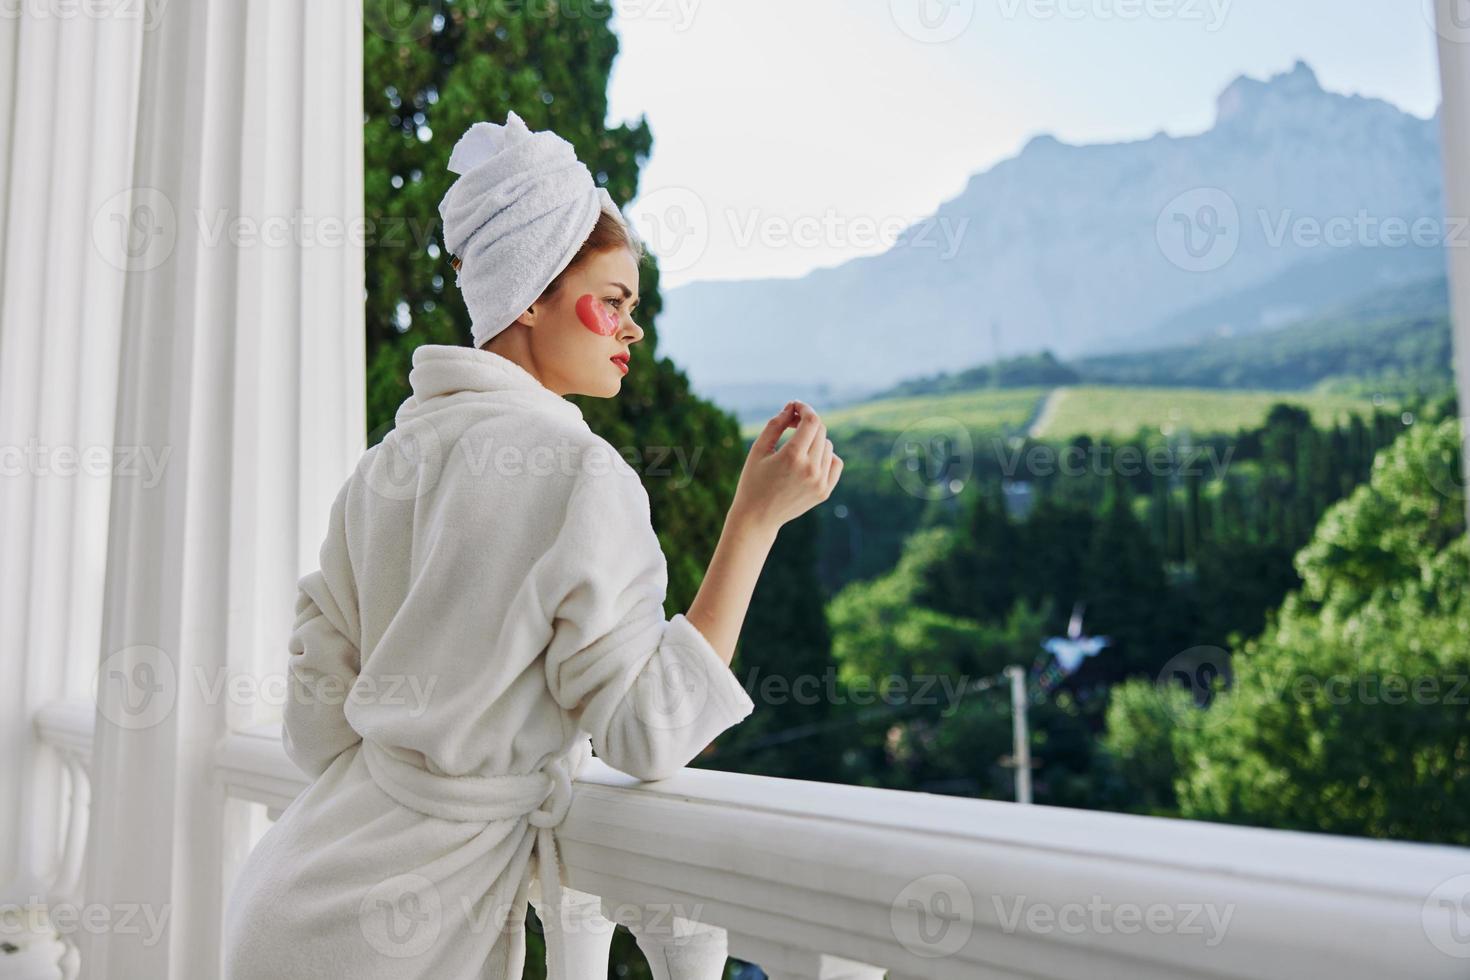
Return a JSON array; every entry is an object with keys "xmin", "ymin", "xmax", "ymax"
[{"xmin": 1005, "ymin": 665, "xmax": 1032, "ymax": 804}]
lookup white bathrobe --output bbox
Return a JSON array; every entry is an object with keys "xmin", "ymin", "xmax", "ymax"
[{"xmin": 222, "ymin": 344, "xmax": 755, "ymax": 979}]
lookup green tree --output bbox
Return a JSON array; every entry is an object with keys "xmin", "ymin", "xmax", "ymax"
[
  {"xmin": 828, "ymin": 528, "xmax": 999, "ymax": 683},
  {"xmin": 1015, "ymin": 498, "xmax": 1096, "ymax": 631},
  {"xmin": 706, "ymin": 511, "xmax": 842, "ymax": 780},
  {"xmin": 1081, "ymin": 476, "xmax": 1168, "ymax": 676},
  {"xmin": 1099, "ymin": 679, "xmax": 1196, "ymax": 815},
  {"xmin": 1173, "ymin": 420, "xmax": 1469, "ymax": 844},
  {"xmin": 920, "ymin": 484, "xmax": 1018, "ymax": 622}
]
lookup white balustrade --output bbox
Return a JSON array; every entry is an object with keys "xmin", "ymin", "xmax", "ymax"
[
  {"xmin": 8, "ymin": 702, "xmax": 99, "ymax": 980},
  {"xmin": 25, "ymin": 701, "xmax": 1470, "ymax": 980}
]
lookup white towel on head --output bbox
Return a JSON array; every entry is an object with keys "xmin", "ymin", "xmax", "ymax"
[{"xmin": 439, "ymin": 111, "xmax": 623, "ymax": 349}]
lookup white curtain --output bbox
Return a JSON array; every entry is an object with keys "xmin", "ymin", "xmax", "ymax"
[{"xmin": 0, "ymin": 2, "xmax": 365, "ymax": 978}]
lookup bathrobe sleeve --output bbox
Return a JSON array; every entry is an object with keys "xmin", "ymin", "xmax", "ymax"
[
  {"xmin": 283, "ymin": 478, "xmax": 363, "ymax": 779},
  {"xmin": 538, "ymin": 460, "xmax": 755, "ymax": 781}
]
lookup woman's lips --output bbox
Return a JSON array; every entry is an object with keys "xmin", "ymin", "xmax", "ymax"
[{"xmin": 611, "ymin": 353, "xmax": 629, "ymax": 375}]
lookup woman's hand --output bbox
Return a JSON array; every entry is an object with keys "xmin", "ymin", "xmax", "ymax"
[
  {"xmin": 682, "ymin": 401, "xmax": 841, "ymax": 666},
  {"xmin": 729, "ymin": 401, "xmax": 843, "ymax": 534}
]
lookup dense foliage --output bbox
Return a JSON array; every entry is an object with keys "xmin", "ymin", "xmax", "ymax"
[
  {"xmin": 808, "ymin": 401, "xmax": 1443, "ymax": 814},
  {"xmin": 1108, "ymin": 419, "xmax": 1469, "ymax": 844}
]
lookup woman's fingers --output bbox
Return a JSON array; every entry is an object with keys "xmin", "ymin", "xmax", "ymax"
[
  {"xmin": 753, "ymin": 402, "xmax": 798, "ymax": 454},
  {"xmin": 807, "ymin": 422, "xmax": 829, "ymax": 463},
  {"xmin": 819, "ymin": 438, "xmax": 839, "ymax": 493},
  {"xmin": 826, "ymin": 447, "xmax": 844, "ymax": 492},
  {"xmin": 783, "ymin": 403, "xmax": 824, "ymax": 459}
]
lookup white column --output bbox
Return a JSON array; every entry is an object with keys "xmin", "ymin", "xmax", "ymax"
[
  {"xmin": 631, "ymin": 916, "xmax": 729, "ymax": 980},
  {"xmin": 1434, "ymin": 0, "xmax": 1470, "ymax": 522},
  {"xmin": 81, "ymin": 0, "xmax": 364, "ymax": 978},
  {"xmin": 532, "ymin": 888, "xmax": 618, "ymax": 976}
]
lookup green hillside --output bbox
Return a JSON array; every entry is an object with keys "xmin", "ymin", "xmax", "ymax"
[
  {"xmin": 819, "ymin": 277, "xmax": 1452, "ymax": 417},
  {"xmin": 744, "ymin": 384, "xmax": 1388, "ymax": 444},
  {"xmin": 743, "ymin": 387, "xmax": 1048, "ymax": 440},
  {"xmin": 1030, "ymin": 386, "xmax": 1388, "ymax": 439}
]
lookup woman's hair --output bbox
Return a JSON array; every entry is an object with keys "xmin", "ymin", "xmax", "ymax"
[{"xmin": 449, "ymin": 208, "xmax": 643, "ymax": 304}]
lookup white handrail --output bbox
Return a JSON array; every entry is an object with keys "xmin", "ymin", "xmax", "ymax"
[
  {"xmin": 555, "ymin": 756, "xmax": 1469, "ymax": 979},
  {"xmin": 28, "ymin": 702, "xmax": 1470, "ymax": 980}
]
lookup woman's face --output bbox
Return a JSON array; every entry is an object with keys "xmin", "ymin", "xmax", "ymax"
[{"xmin": 527, "ymin": 247, "xmax": 644, "ymax": 398}]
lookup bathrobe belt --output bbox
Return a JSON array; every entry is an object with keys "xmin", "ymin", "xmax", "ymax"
[{"xmin": 360, "ymin": 737, "xmax": 593, "ymax": 920}]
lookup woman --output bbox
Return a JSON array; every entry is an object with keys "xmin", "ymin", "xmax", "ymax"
[{"xmin": 222, "ymin": 112, "xmax": 842, "ymax": 978}]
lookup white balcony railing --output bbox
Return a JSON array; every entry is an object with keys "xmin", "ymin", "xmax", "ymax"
[{"xmin": 26, "ymin": 699, "xmax": 1470, "ymax": 980}]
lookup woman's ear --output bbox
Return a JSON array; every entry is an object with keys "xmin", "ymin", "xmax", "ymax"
[{"xmin": 512, "ymin": 304, "xmax": 537, "ymax": 329}]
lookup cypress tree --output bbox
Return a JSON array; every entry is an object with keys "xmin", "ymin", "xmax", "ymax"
[
  {"xmin": 1082, "ymin": 474, "xmax": 1168, "ymax": 677},
  {"xmin": 924, "ymin": 483, "xmax": 1019, "ymax": 622}
]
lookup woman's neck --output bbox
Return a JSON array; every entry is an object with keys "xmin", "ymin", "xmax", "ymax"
[{"xmin": 482, "ymin": 328, "xmax": 555, "ymax": 392}]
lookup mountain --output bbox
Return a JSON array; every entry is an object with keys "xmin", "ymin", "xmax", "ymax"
[
  {"xmin": 656, "ymin": 61, "xmax": 1446, "ymax": 408},
  {"xmin": 1076, "ymin": 275, "xmax": 1453, "ymax": 395},
  {"xmin": 1107, "ymin": 244, "xmax": 1447, "ymax": 354}
]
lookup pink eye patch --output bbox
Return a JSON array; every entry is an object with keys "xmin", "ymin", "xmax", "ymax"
[{"xmin": 575, "ymin": 294, "xmax": 620, "ymax": 336}]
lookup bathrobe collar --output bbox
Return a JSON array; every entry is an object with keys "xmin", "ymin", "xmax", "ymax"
[{"xmin": 396, "ymin": 344, "xmax": 586, "ymax": 426}]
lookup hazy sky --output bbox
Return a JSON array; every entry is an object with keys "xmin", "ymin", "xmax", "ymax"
[{"xmin": 605, "ymin": 0, "xmax": 1448, "ymax": 287}]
